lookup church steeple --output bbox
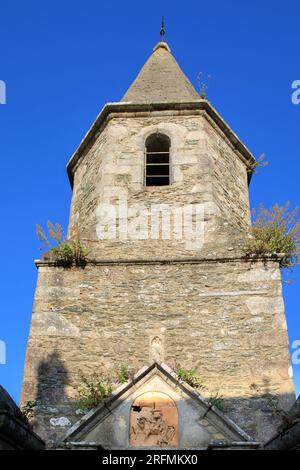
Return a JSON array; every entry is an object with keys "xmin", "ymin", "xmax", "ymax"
[
  {"xmin": 121, "ymin": 37, "xmax": 200, "ymax": 104},
  {"xmin": 21, "ymin": 28, "xmax": 295, "ymax": 450}
]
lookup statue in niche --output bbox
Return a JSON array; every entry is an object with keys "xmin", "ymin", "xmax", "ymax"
[{"xmin": 150, "ymin": 335, "xmax": 164, "ymax": 362}]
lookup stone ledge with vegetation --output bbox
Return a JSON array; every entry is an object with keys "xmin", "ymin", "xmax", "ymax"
[
  {"xmin": 36, "ymin": 221, "xmax": 89, "ymax": 267},
  {"xmin": 244, "ymin": 202, "xmax": 300, "ymax": 270}
]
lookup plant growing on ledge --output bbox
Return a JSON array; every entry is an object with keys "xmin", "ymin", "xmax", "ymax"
[
  {"xmin": 246, "ymin": 153, "xmax": 269, "ymax": 175},
  {"xmin": 209, "ymin": 393, "xmax": 225, "ymax": 412},
  {"xmin": 175, "ymin": 367, "xmax": 205, "ymax": 390},
  {"xmin": 36, "ymin": 221, "xmax": 89, "ymax": 267},
  {"xmin": 75, "ymin": 374, "xmax": 113, "ymax": 411},
  {"xmin": 118, "ymin": 363, "xmax": 130, "ymax": 384},
  {"xmin": 244, "ymin": 203, "xmax": 300, "ymax": 269}
]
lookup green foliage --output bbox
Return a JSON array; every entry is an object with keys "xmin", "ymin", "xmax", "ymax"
[
  {"xmin": 20, "ymin": 400, "xmax": 36, "ymax": 420},
  {"xmin": 209, "ymin": 393, "xmax": 225, "ymax": 412},
  {"xmin": 244, "ymin": 203, "xmax": 300, "ymax": 269},
  {"xmin": 52, "ymin": 241, "xmax": 89, "ymax": 267},
  {"xmin": 75, "ymin": 374, "xmax": 113, "ymax": 411},
  {"xmin": 175, "ymin": 367, "xmax": 205, "ymax": 389},
  {"xmin": 36, "ymin": 220, "xmax": 89, "ymax": 267},
  {"xmin": 118, "ymin": 364, "xmax": 130, "ymax": 384},
  {"xmin": 52, "ymin": 242, "xmax": 74, "ymax": 266}
]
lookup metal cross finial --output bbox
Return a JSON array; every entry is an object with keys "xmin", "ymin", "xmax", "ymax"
[{"xmin": 160, "ymin": 17, "xmax": 165, "ymax": 42}]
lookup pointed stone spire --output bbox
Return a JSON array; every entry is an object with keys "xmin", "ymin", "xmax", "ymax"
[{"xmin": 121, "ymin": 39, "xmax": 200, "ymax": 104}]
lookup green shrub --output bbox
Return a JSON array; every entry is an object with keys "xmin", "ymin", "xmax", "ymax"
[
  {"xmin": 75, "ymin": 374, "xmax": 113, "ymax": 411},
  {"xmin": 245, "ymin": 203, "xmax": 300, "ymax": 269},
  {"xmin": 52, "ymin": 240, "xmax": 89, "ymax": 267},
  {"xmin": 175, "ymin": 367, "xmax": 205, "ymax": 389},
  {"xmin": 52, "ymin": 242, "xmax": 74, "ymax": 267},
  {"xmin": 36, "ymin": 221, "xmax": 89, "ymax": 267},
  {"xmin": 118, "ymin": 364, "xmax": 130, "ymax": 384}
]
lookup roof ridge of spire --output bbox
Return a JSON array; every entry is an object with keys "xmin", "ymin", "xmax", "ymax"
[{"xmin": 153, "ymin": 41, "xmax": 171, "ymax": 52}]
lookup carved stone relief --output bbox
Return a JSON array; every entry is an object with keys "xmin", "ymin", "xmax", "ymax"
[{"xmin": 129, "ymin": 391, "xmax": 178, "ymax": 447}]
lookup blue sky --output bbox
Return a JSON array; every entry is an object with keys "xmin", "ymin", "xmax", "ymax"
[{"xmin": 0, "ymin": 0, "xmax": 299, "ymax": 403}]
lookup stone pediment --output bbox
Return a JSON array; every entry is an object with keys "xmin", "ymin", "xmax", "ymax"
[{"xmin": 64, "ymin": 363, "xmax": 259, "ymax": 450}]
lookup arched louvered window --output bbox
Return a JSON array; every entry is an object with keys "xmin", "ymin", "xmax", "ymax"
[{"xmin": 145, "ymin": 133, "xmax": 170, "ymax": 186}]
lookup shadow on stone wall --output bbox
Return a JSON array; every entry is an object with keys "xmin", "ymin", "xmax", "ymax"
[
  {"xmin": 61, "ymin": 386, "xmax": 296, "ymax": 450},
  {"xmin": 36, "ymin": 351, "xmax": 70, "ymax": 404},
  {"xmin": 30, "ymin": 354, "xmax": 296, "ymax": 449},
  {"xmin": 218, "ymin": 393, "xmax": 293, "ymax": 444},
  {"xmin": 33, "ymin": 351, "xmax": 72, "ymax": 446}
]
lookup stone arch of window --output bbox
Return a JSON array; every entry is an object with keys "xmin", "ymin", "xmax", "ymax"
[{"xmin": 145, "ymin": 133, "xmax": 171, "ymax": 186}]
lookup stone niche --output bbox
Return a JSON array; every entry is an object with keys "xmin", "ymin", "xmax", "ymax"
[{"xmin": 63, "ymin": 363, "xmax": 258, "ymax": 450}]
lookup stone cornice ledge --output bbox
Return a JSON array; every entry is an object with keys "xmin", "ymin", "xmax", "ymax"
[{"xmin": 35, "ymin": 253, "xmax": 284, "ymax": 268}]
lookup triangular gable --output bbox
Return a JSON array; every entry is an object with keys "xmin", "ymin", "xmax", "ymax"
[{"xmin": 64, "ymin": 363, "xmax": 259, "ymax": 450}]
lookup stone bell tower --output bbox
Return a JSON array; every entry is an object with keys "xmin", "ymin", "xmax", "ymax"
[{"xmin": 22, "ymin": 36, "xmax": 295, "ymax": 449}]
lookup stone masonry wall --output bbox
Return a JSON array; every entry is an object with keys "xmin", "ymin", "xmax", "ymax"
[
  {"xmin": 68, "ymin": 110, "xmax": 250, "ymax": 260},
  {"xmin": 21, "ymin": 259, "xmax": 294, "ymax": 446},
  {"xmin": 21, "ymin": 106, "xmax": 295, "ymax": 448}
]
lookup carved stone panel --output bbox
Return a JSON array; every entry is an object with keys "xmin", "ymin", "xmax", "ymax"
[{"xmin": 129, "ymin": 392, "xmax": 178, "ymax": 447}]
